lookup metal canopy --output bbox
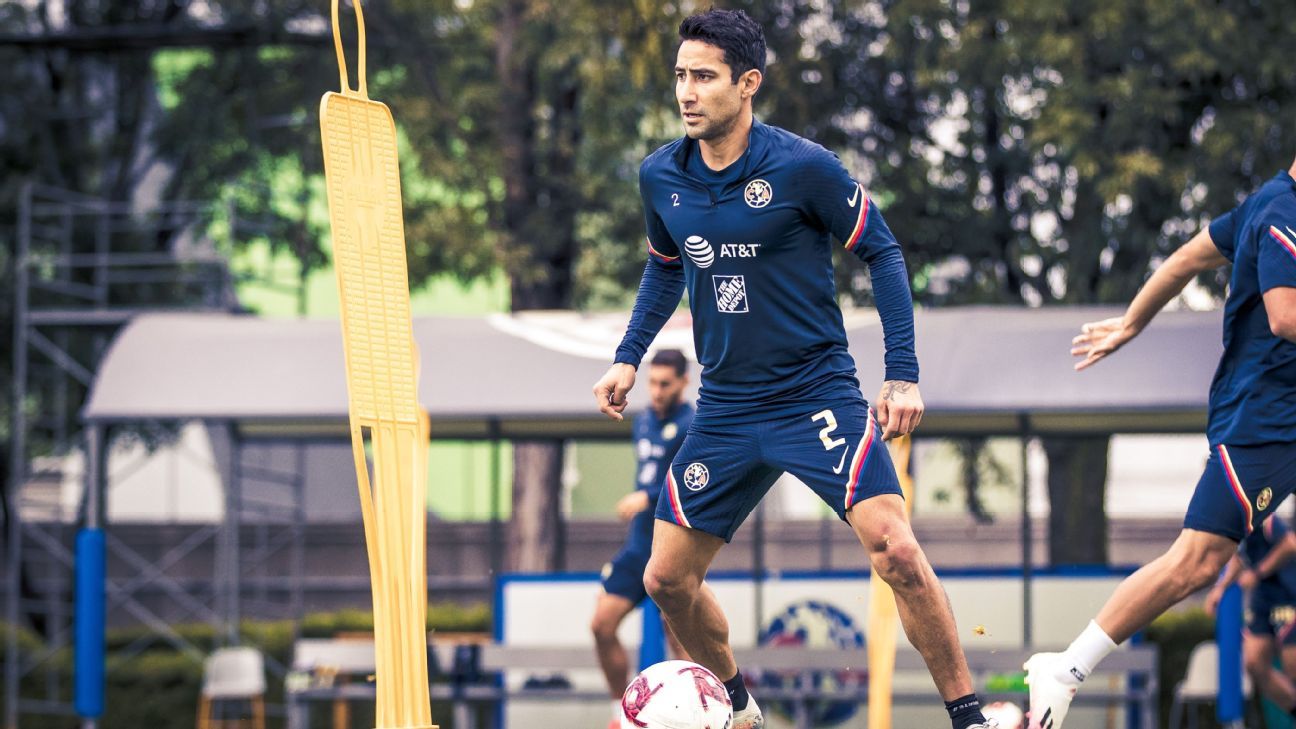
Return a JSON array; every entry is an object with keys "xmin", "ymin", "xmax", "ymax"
[{"xmin": 82, "ymin": 306, "xmax": 1222, "ymax": 436}]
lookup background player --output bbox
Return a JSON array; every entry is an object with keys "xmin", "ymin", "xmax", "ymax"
[
  {"xmin": 1025, "ymin": 160, "xmax": 1296, "ymax": 728},
  {"xmin": 1205, "ymin": 514, "xmax": 1296, "ymax": 713},
  {"xmin": 590, "ymin": 349, "xmax": 694, "ymax": 728},
  {"xmin": 592, "ymin": 9, "xmax": 992, "ymax": 729}
]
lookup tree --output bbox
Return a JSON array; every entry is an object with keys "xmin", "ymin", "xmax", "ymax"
[
  {"xmin": 367, "ymin": 0, "xmax": 684, "ymax": 570},
  {"xmin": 691, "ymin": 0, "xmax": 1295, "ymax": 563},
  {"xmin": 816, "ymin": 0, "xmax": 1296, "ymax": 562}
]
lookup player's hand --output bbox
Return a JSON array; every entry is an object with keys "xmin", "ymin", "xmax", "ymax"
[
  {"xmin": 875, "ymin": 380, "xmax": 924, "ymax": 441},
  {"xmin": 1071, "ymin": 317, "xmax": 1139, "ymax": 371},
  {"xmin": 615, "ymin": 491, "xmax": 650, "ymax": 521},
  {"xmin": 1204, "ymin": 589, "xmax": 1222, "ymax": 617},
  {"xmin": 593, "ymin": 363, "xmax": 637, "ymax": 421},
  {"xmin": 1239, "ymin": 569, "xmax": 1258, "ymax": 591}
]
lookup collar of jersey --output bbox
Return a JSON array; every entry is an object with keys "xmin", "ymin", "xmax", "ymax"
[{"xmin": 671, "ymin": 117, "xmax": 772, "ymax": 188}]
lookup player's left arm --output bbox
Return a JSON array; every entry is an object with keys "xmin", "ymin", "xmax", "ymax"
[
  {"xmin": 1259, "ymin": 224, "xmax": 1296, "ymax": 342},
  {"xmin": 799, "ymin": 149, "xmax": 921, "ymax": 439}
]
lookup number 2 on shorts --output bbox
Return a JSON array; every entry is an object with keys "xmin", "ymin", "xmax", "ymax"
[{"xmin": 811, "ymin": 409, "xmax": 847, "ymax": 451}]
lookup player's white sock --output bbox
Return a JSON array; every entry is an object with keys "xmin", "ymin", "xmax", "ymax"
[
  {"xmin": 612, "ymin": 698, "xmax": 623, "ymax": 717},
  {"xmin": 1058, "ymin": 620, "xmax": 1117, "ymax": 683}
]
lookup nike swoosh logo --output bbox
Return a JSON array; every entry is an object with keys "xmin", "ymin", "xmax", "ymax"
[
  {"xmin": 832, "ymin": 446, "xmax": 851, "ymax": 475},
  {"xmin": 1286, "ymin": 225, "xmax": 1296, "ymax": 240},
  {"xmin": 847, "ymin": 184, "xmax": 860, "ymax": 208}
]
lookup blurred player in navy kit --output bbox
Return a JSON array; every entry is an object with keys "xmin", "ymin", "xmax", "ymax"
[
  {"xmin": 591, "ymin": 349, "xmax": 694, "ymax": 728},
  {"xmin": 1206, "ymin": 515, "xmax": 1296, "ymax": 712},
  {"xmin": 592, "ymin": 9, "xmax": 991, "ymax": 729},
  {"xmin": 1026, "ymin": 160, "xmax": 1296, "ymax": 728}
]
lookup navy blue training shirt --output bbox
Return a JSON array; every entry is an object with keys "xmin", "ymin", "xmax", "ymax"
[
  {"xmin": 1241, "ymin": 516, "xmax": 1296, "ymax": 602},
  {"xmin": 615, "ymin": 120, "xmax": 918, "ymax": 425},
  {"xmin": 633, "ymin": 400, "xmax": 694, "ymax": 506},
  {"xmin": 1206, "ymin": 170, "xmax": 1296, "ymax": 446}
]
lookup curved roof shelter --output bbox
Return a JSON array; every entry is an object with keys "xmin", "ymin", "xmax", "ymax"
[{"xmin": 82, "ymin": 306, "xmax": 1222, "ymax": 438}]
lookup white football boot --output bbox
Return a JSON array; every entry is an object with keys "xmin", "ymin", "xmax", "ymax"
[
  {"xmin": 730, "ymin": 696, "xmax": 764, "ymax": 729},
  {"xmin": 1024, "ymin": 653, "xmax": 1080, "ymax": 729}
]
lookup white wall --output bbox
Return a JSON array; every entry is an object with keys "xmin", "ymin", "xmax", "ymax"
[{"xmin": 498, "ymin": 572, "xmax": 1138, "ymax": 729}]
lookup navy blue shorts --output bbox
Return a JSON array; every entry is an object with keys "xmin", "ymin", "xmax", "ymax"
[
  {"xmin": 654, "ymin": 399, "xmax": 903, "ymax": 542},
  {"xmin": 1246, "ymin": 593, "xmax": 1296, "ymax": 645},
  {"xmin": 601, "ymin": 509, "xmax": 656, "ymax": 603},
  {"xmin": 1184, "ymin": 442, "xmax": 1296, "ymax": 541}
]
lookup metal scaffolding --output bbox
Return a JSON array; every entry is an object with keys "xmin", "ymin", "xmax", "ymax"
[{"xmin": 3, "ymin": 183, "xmax": 306, "ymax": 729}]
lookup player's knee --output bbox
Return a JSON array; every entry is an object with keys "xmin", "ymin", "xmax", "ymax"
[
  {"xmin": 1244, "ymin": 652, "xmax": 1267, "ymax": 677},
  {"xmin": 591, "ymin": 613, "xmax": 619, "ymax": 644},
  {"xmin": 643, "ymin": 565, "xmax": 697, "ymax": 609},
  {"xmin": 1167, "ymin": 533, "xmax": 1236, "ymax": 593},
  {"xmin": 870, "ymin": 537, "xmax": 928, "ymax": 592},
  {"xmin": 1162, "ymin": 558, "xmax": 1217, "ymax": 598},
  {"xmin": 1171, "ymin": 559, "xmax": 1223, "ymax": 598}
]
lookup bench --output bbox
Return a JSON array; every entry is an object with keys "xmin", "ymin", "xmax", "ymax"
[
  {"xmin": 286, "ymin": 640, "xmax": 1158, "ymax": 729},
  {"xmin": 476, "ymin": 644, "xmax": 1158, "ymax": 729}
]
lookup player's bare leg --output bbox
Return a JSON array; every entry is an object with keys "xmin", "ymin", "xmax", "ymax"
[
  {"xmin": 664, "ymin": 618, "xmax": 691, "ymax": 661},
  {"xmin": 1281, "ymin": 644, "xmax": 1296, "ymax": 705},
  {"xmin": 1026, "ymin": 528, "xmax": 1237, "ymax": 728},
  {"xmin": 1245, "ymin": 634, "xmax": 1296, "ymax": 708},
  {"xmin": 847, "ymin": 493, "xmax": 975, "ymax": 700},
  {"xmin": 591, "ymin": 592, "xmax": 638, "ymax": 698},
  {"xmin": 642, "ymin": 520, "xmax": 732, "ymax": 677},
  {"xmin": 644, "ymin": 519, "xmax": 763, "ymax": 727},
  {"xmin": 1093, "ymin": 529, "xmax": 1236, "ymax": 642}
]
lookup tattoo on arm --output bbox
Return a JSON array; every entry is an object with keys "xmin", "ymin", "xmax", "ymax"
[{"xmin": 881, "ymin": 380, "xmax": 914, "ymax": 401}]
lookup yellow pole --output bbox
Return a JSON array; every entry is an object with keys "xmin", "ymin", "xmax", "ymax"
[
  {"xmin": 866, "ymin": 435, "xmax": 914, "ymax": 729},
  {"xmin": 319, "ymin": 1, "xmax": 434, "ymax": 726}
]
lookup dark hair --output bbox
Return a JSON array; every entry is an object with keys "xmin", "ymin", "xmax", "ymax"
[
  {"xmin": 678, "ymin": 8, "xmax": 766, "ymax": 83},
  {"xmin": 649, "ymin": 349, "xmax": 689, "ymax": 377}
]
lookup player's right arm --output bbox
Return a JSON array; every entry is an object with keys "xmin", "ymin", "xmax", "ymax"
[
  {"xmin": 1072, "ymin": 225, "xmax": 1229, "ymax": 371},
  {"xmin": 595, "ymin": 164, "xmax": 686, "ymax": 420}
]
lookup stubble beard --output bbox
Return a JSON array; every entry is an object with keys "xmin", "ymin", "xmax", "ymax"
[{"xmin": 686, "ymin": 108, "xmax": 739, "ymax": 142}]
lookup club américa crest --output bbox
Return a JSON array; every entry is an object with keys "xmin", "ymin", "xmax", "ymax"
[
  {"xmin": 683, "ymin": 462, "xmax": 710, "ymax": 491},
  {"xmin": 744, "ymin": 179, "xmax": 773, "ymax": 208}
]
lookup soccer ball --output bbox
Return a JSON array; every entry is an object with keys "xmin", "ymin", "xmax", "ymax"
[
  {"xmin": 620, "ymin": 660, "xmax": 733, "ymax": 729},
  {"xmin": 981, "ymin": 701, "xmax": 1024, "ymax": 729}
]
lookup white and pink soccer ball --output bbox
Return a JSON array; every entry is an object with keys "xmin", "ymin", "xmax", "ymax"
[
  {"xmin": 621, "ymin": 660, "xmax": 733, "ymax": 729},
  {"xmin": 982, "ymin": 701, "xmax": 1024, "ymax": 729}
]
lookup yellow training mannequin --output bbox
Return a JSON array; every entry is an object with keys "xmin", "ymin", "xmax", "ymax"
[
  {"xmin": 319, "ymin": 1, "xmax": 434, "ymax": 726},
  {"xmin": 866, "ymin": 435, "xmax": 914, "ymax": 729}
]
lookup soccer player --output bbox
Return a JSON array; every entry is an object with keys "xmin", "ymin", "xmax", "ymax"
[
  {"xmin": 1025, "ymin": 162, "xmax": 1296, "ymax": 728},
  {"xmin": 592, "ymin": 10, "xmax": 992, "ymax": 729},
  {"xmin": 1205, "ymin": 515, "xmax": 1296, "ymax": 712},
  {"xmin": 591, "ymin": 349, "xmax": 694, "ymax": 728}
]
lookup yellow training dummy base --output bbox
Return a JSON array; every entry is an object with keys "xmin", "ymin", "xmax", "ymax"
[
  {"xmin": 319, "ymin": 1, "xmax": 434, "ymax": 727},
  {"xmin": 866, "ymin": 435, "xmax": 914, "ymax": 729}
]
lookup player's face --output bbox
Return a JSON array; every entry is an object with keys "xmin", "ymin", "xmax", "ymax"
[
  {"xmin": 675, "ymin": 40, "xmax": 745, "ymax": 141},
  {"xmin": 647, "ymin": 365, "xmax": 687, "ymax": 416}
]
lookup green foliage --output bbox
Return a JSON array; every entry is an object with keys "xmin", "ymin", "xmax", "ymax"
[{"xmin": 1, "ymin": 603, "xmax": 490, "ymax": 729}]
